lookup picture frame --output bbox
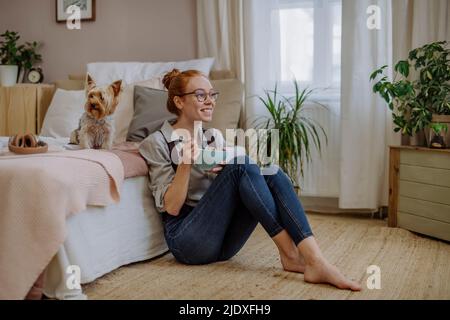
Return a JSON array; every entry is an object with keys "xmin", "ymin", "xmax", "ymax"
[{"xmin": 56, "ymin": 0, "xmax": 96, "ymax": 23}]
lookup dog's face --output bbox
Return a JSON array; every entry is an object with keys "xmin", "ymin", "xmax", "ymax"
[{"xmin": 84, "ymin": 74, "xmax": 122, "ymax": 120}]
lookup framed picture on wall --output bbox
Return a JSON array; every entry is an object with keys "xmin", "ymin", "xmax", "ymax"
[{"xmin": 56, "ymin": 0, "xmax": 96, "ymax": 23}]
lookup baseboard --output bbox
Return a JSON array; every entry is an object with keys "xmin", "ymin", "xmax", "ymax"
[{"xmin": 299, "ymin": 196, "xmax": 385, "ymax": 217}]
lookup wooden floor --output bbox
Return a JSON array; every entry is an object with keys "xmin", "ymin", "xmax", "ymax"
[{"xmin": 83, "ymin": 213, "xmax": 450, "ymax": 300}]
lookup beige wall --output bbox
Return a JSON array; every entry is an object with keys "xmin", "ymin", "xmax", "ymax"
[{"xmin": 0, "ymin": 0, "xmax": 197, "ymax": 82}]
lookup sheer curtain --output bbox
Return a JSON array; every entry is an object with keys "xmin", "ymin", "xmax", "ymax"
[
  {"xmin": 392, "ymin": 0, "xmax": 450, "ymax": 63},
  {"xmin": 196, "ymin": 0, "xmax": 245, "ymax": 81},
  {"xmin": 339, "ymin": 0, "xmax": 398, "ymax": 210},
  {"xmin": 339, "ymin": 0, "xmax": 450, "ymax": 210},
  {"xmin": 242, "ymin": 0, "xmax": 281, "ymax": 127},
  {"xmin": 197, "ymin": 0, "xmax": 342, "ymax": 197},
  {"xmin": 196, "ymin": 0, "xmax": 450, "ymax": 208}
]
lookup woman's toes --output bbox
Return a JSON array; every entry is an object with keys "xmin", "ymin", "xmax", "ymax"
[
  {"xmin": 335, "ymin": 277, "xmax": 362, "ymax": 291},
  {"xmin": 349, "ymin": 281, "xmax": 362, "ymax": 291},
  {"xmin": 304, "ymin": 260, "xmax": 362, "ymax": 291}
]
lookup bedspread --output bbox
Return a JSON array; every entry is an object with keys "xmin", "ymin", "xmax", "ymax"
[{"xmin": 0, "ymin": 150, "xmax": 124, "ymax": 299}]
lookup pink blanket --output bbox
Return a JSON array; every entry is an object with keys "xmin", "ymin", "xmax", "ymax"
[
  {"xmin": 110, "ymin": 141, "xmax": 148, "ymax": 178},
  {"xmin": 0, "ymin": 150, "xmax": 124, "ymax": 299}
]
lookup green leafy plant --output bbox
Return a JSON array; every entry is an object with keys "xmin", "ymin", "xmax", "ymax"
[
  {"xmin": 370, "ymin": 41, "xmax": 450, "ymax": 136},
  {"xmin": 19, "ymin": 41, "xmax": 42, "ymax": 70},
  {"xmin": 0, "ymin": 30, "xmax": 21, "ymax": 65},
  {"xmin": 253, "ymin": 80, "xmax": 328, "ymax": 188},
  {"xmin": 0, "ymin": 30, "xmax": 42, "ymax": 71},
  {"xmin": 430, "ymin": 122, "xmax": 448, "ymax": 136}
]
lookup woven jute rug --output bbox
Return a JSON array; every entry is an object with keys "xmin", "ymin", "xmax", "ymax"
[{"xmin": 83, "ymin": 213, "xmax": 450, "ymax": 300}]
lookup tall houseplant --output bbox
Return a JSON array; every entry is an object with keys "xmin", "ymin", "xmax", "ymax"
[
  {"xmin": 0, "ymin": 30, "xmax": 42, "ymax": 86},
  {"xmin": 254, "ymin": 80, "xmax": 328, "ymax": 191},
  {"xmin": 370, "ymin": 41, "xmax": 450, "ymax": 147}
]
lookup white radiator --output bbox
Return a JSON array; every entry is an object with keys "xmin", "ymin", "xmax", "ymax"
[{"xmin": 297, "ymin": 96, "xmax": 340, "ymax": 197}]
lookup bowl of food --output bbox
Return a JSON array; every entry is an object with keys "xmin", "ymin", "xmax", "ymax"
[{"xmin": 195, "ymin": 147, "xmax": 228, "ymax": 171}]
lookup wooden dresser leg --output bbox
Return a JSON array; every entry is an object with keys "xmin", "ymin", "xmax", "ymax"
[{"xmin": 388, "ymin": 148, "xmax": 400, "ymax": 227}]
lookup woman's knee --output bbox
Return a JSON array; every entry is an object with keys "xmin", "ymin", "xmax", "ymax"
[
  {"xmin": 228, "ymin": 155, "xmax": 260, "ymax": 175},
  {"xmin": 269, "ymin": 166, "xmax": 291, "ymax": 183}
]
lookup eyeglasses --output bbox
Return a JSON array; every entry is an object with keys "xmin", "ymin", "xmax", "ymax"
[{"xmin": 179, "ymin": 89, "xmax": 220, "ymax": 102}]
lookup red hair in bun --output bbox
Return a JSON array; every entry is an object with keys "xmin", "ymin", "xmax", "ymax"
[{"xmin": 162, "ymin": 69, "xmax": 206, "ymax": 115}]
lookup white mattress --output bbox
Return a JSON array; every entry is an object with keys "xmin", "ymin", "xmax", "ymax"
[{"xmin": 42, "ymin": 175, "xmax": 168, "ymax": 300}]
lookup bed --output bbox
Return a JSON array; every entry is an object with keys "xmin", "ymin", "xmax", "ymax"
[
  {"xmin": 0, "ymin": 60, "xmax": 244, "ymax": 300},
  {"xmin": 43, "ymin": 175, "xmax": 168, "ymax": 300}
]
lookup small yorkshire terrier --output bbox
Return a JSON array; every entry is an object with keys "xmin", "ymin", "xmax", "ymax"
[{"xmin": 70, "ymin": 74, "xmax": 122, "ymax": 150}]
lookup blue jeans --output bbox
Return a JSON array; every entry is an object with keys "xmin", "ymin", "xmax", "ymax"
[{"xmin": 161, "ymin": 156, "xmax": 314, "ymax": 265}]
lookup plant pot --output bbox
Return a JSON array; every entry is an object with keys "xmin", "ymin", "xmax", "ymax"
[
  {"xmin": 407, "ymin": 130, "xmax": 426, "ymax": 147},
  {"xmin": 429, "ymin": 134, "xmax": 446, "ymax": 149},
  {"xmin": 0, "ymin": 65, "xmax": 19, "ymax": 86},
  {"xmin": 428, "ymin": 115, "xmax": 450, "ymax": 149}
]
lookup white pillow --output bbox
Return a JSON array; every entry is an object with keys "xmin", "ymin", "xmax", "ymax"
[
  {"xmin": 40, "ymin": 89, "xmax": 85, "ymax": 138},
  {"xmin": 41, "ymin": 80, "xmax": 164, "ymax": 143},
  {"xmin": 86, "ymin": 57, "xmax": 215, "ymax": 85},
  {"xmin": 113, "ymin": 77, "xmax": 164, "ymax": 144}
]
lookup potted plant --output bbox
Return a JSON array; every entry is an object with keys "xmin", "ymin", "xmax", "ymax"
[
  {"xmin": 253, "ymin": 80, "xmax": 328, "ymax": 193},
  {"xmin": 429, "ymin": 123, "xmax": 448, "ymax": 149},
  {"xmin": 17, "ymin": 40, "xmax": 42, "ymax": 83},
  {"xmin": 0, "ymin": 30, "xmax": 42, "ymax": 86},
  {"xmin": 370, "ymin": 41, "xmax": 450, "ymax": 148}
]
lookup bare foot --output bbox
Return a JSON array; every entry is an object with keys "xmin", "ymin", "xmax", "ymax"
[
  {"xmin": 280, "ymin": 252, "xmax": 306, "ymax": 274},
  {"xmin": 304, "ymin": 258, "xmax": 362, "ymax": 291}
]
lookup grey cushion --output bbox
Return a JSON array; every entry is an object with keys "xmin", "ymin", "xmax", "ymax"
[{"xmin": 126, "ymin": 86, "xmax": 176, "ymax": 142}]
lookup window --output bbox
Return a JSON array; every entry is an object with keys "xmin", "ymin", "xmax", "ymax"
[{"xmin": 277, "ymin": 0, "xmax": 342, "ymax": 91}]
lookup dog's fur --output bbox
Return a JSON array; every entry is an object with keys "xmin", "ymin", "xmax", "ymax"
[{"xmin": 70, "ymin": 74, "xmax": 122, "ymax": 150}]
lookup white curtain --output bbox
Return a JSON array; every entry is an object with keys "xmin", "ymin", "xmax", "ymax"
[
  {"xmin": 242, "ymin": 0, "xmax": 281, "ymax": 128},
  {"xmin": 339, "ymin": 0, "xmax": 398, "ymax": 210},
  {"xmin": 197, "ymin": 0, "xmax": 342, "ymax": 198},
  {"xmin": 196, "ymin": 0, "xmax": 450, "ymax": 210},
  {"xmin": 241, "ymin": 0, "xmax": 347, "ymax": 198},
  {"xmin": 196, "ymin": 0, "xmax": 245, "ymax": 82},
  {"xmin": 196, "ymin": 0, "xmax": 281, "ymax": 128},
  {"xmin": 392, "ymin": 0, "xmax": 450, "ymax": 63},
  {"xmin": 339, "ymin": 0, "xmax": 450, "ymax": 210}
]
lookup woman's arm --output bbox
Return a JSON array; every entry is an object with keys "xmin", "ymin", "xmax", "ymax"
[
  {"xmin": 163, "ymin": 139, "xmax": 199, "ymax": 216},
  {"xmin": 163, "ymin": 163, "xmax": 192, "ymax": 216}
]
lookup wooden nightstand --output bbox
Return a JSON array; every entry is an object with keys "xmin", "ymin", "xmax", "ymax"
[
  {"xmin": 389, "ymin": 146, "xmax": 450, "ymax": 242},
  {"xmin": 0, "ymin": 84, "xmax": 55, "ymax": 136}
]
